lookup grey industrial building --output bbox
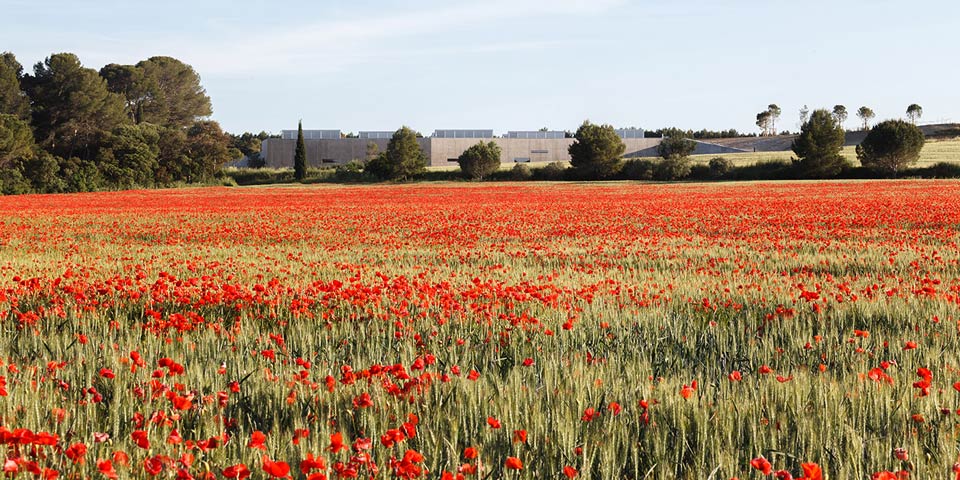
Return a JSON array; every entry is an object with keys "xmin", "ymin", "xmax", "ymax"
[{"xmin": 260, "ymin": 128, "xmax": 748, "ymax": 168}]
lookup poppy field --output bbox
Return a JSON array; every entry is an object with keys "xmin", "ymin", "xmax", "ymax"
[{"xmin": 2, "ymin": 181, "xmax": 960, "ymax": 480}]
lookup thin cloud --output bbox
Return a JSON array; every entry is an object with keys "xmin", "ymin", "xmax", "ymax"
[{"xmin": 179, "ymin": 0, "xmax": 626, "ymax": 76}]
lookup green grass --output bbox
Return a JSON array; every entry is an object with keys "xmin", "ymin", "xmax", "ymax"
[{"xmin": 679, "ymin": 138, "xmax": 960, "ymax": 167}]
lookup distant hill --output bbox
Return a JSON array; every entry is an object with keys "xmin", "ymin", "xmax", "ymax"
[{"xmin": 708, "ymin": 123, "xmax": 960, "ymax": 152}]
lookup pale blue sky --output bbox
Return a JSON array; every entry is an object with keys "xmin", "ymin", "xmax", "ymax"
[{"xmin": 4, "ymin": 0, "xmax": 958, "ymax": 135}]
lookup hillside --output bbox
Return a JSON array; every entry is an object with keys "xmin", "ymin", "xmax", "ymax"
[{"xmin": 708, "ymin": 123, "xmax": 960, "ymax": 152}]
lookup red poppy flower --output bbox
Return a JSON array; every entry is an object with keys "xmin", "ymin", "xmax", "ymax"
[
  {"xmin": 800, "ymin": 462, "xmax": 822, "ymax": 480},
  {"xmin": 262, "ymin": 456, "xmax": 290, "ymax": 478},
  {"xmin": 327, "ymin": 432, "xmax": 346, "ymax": 453},
  {"xmin": 97, "ymin": 460, "xmax": 118, "ymax": 480},
  {"xmin": 223, "ymin": 464, "xmax": 251, "ymax": 480},
  {"xmin": 463, "ymin": 447, "xmax": 478, "ymax": 460},
  {"xmin": 563, "ymin": 466, "xmax": 578, "ymax": 478},
  {"xmin": 65, "ymin": 443, "xmax": 87, "ymax": 464},
  {"xmin": 131, "ymin": 430, "xmax": 150, "ymax": 449},
  {"xmin": 750, "ymin": 457, "xmax": 772, "ymax": 475},
  {"xmin": 248, "ymin": 431, "xmax": 267, "ymax": 450},
  {"xmin": 486, "ymin": 417, "xmax": 501, "ymax": 429},
  {"xmin": 504, "ymin": 457, "xmax": 523, "ymax": 470},
  {"xmin": 300, "ymin": 454, "xmax": 325, "ymax": 475}
]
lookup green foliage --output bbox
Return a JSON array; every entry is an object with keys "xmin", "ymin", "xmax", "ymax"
[
  {"xmin": 509, "ymin": 163, "xmax": 532, "ymax": 181},
  {"xmin": 99, "ymin": 63, "xmax": 148, "ymax": 123},
  {"xmin": 457, "ymin": 141, "xmax": 501, "ymax": 180},
  {"xmin": 20, "ymin": 151, "xmax": 66, "ymax": 193},
  {"xmin": 920, "ymin": 162, "xmax": 960, "ymax": 178},
  {"xmin": 568, "ymin": 121, "xmax": 625, "ymax": 179},
  {"xmin": 619, "ymin": 158, "xmax": 656, "ymax": 180},
  {"xmin": 294, "ymin": 121, "xmax": 307, "ymax": 181},
  {"xmin": 365, "ymin": 127, "xmax": 426, "ymax": 181},
  {"xmin": 25, "ymin": 53, "xmax": 129, "ymax": 159},
  {"xmin": 653, "ymin": 156, "xmax": 692, "ymax": 181},
  {"xmin": 0, "ymin": 52, "xmax": 30, "ymax": 120},
  {"xmin": 708, "ymin": 157, "xmax": 735, "ymax": 178},
  {"xmin": 856, "ymin": 119, "xmax": 925, "ymax": 176},
  {"xmin": 832, "ymin": 105, "xmax": 848, "ymax": 129},
  {"xmin": 532, "ymin": 161, "xmax": 568, "ymax": 181},
  {"xmin": 182, "ymin": 121, "xmax": 239, "ymax": 183},
  {"xmin": 657, "ymin": 128, "xmax": 696, "ymax": 159},
  {"xmin": 58, "ymin": 156, "xmax": 105, "ymax": 192},
  {"xmin": 0, "ymin": 164, "xmax": 31, "ymax": 194},
  {"xmin": 906, "ymin": 104, "xmax": 923, "ymax": 124},
  {"xmin": 230, "ymin": 131, "xmax": 271, "ymax": 168},
  {"xmin": 97, "ymin": 123, "xmax": 161, "ymax": 188},
  {"xmin": 767, "ymin": 104, "xmax": 781, "ymax": 134},
  {"xmin": 757, "ymin": 104, "xmax": 781, "ymax": 136},
  {"xmin": 792, "ymin": 109, "xmax": 850, "ymax": 178},
  {"xmin": 0, "ymin": 114, "xmax": 34, "ymax": 169},
  {"xmin": 134, "ymin": 57, "xmax": 212, "ymax": 129},
  {"xmin": 101, "ymin": 57, "xmax": 211, "ymax": 129},
  {"xmin": 856, "ymin": 106, "xmax": 875, "ymax": 131},
  {"xmin": 155, "ymin": 126, "xmax": 189, "ymax": 184}
]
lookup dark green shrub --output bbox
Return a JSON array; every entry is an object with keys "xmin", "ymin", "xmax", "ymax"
[
  {"xmin": 708, "ymin": 157, "xmax": 735, "ymax": 178},
  {"xmin": 688, "ymin": 164, "xmax": 711, "ymax": 180},
  {"xmin": 457, "ymin": 141, "xmax": 501, "ymax": 180},
  {"xmin": 654, "ymin": 157, "xmax": 692, "ymax": 181},
  {"xmin": 618, "ymin": 159, "xmax": 656, "ymax": 180},
  {"xmin": 791, "ymin": 109, "xmax": 849, "ymax": 178},
  {"xmin": 856, "ymin": 119, "xmax": 925, "ymax": 176},
  {"xmin": 727, "ymin": 160, "xmax": 795, "ymax": 181},
  {"xmin": 509, "ymin": 163, "xmax": 532, "ymax": 181},
  {"xmin": 533, "ymin": 162, "xmax": 567, "ymax": 181}
]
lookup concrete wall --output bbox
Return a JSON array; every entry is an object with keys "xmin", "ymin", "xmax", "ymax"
[
  {"xmin": 430, "ymin": 138, "xmax": 663, "ymax": 167},
  {"xmin": 262, "ymin": 137, "xmax": 744, "ymax": 168},
  {"xmin": 262, "ymin": 138, "xmax": 431, "ymax": 168}
]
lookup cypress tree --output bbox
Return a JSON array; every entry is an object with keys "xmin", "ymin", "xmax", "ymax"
[{"xmin": 293, "ymin": 120, "xmax": 306, "ymax": 181}]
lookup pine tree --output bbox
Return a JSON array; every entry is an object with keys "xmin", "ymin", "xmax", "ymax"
[{"xmin": 294, "ymin": 120, "xmax": 306, "ymax": 181}]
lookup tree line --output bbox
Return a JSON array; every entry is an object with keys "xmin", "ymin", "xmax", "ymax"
[
  {"xmin": 329, "ymin": 110, "xmax": 931, "ymax": 184},
  {"xmin": 0, "ymin": 51, "xmax": 250, "ymax": 194},
  {"xmin": 757, "ymin": 103, "xmax": 924, "ymax": 136}
]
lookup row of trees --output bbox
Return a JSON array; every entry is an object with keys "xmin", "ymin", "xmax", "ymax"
[
  {"xmin": 765, "ymin": 103, "xmax": 924, "ymax": 136},
  {"xmin": 0, "ymin": 51, "xmax": 241, "ymax": 194},
  {"xmin": 327, "ymin": 109, "xmax": 927, "ymax": 184},
  {"xmin": 791, "ymin": 109, "xmax": 925, "ymax": 177}
]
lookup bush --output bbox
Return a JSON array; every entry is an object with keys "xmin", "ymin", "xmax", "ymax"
[
  {"xmin": 920, "ymin": 162, "xmax": 960, "ymax": 179},
  {"xmin": 457, "ymin": 141, "xmax": 502, "ymax": 180},
  {"xmin": 509, "ymin": 163, "xmax": 532, "ymax": 181},
  {"xmin": 708, "ymin": 157, "xmax": 735, "ymax": 178},
  {"xmin": 533, "ymin": 162, "xmax": 568, "ymax": 181},
  {"xmin": 618, "ymin": 159, "xmax": 656, "ymax": 180},
  {"xmin": 246, "ymin": 153, "xmax": 266, "ymax": 169},
  {"xmin": 726, "ymin": 160, "xmax": 794, "ymax": 181},
  {"xmin": 568, "ymin": 121, "xmax": 625, "ymax": 179},
  {"xmin": 792, "ymin": 109, "xmax": 849, "ymax": 178},
  {"xmin": 365, "ymin": 126, "xmax": 427, "ymax": 181},
  {"xmin": 59, "ymin": 156, "xmax": 105, "ymax": 192},
  {"xmin": 688, "ymin": 164, "xmax": 712, "ymax": 181},
  {"xmin": 856, "ymin": 119, "xmax": 925, "ymax": 176},
  {"xmin": 329, "ymin": 161, "xmax": 369, "ymax": 183},
  {"xmin": 0, "ymin": 166, "xmax": 32, "ymax": 194},
  {"xmin": 657, "ymin": 128, "xmax": 697, "ymax": 160},
  {"xmin": 21, "ymin": 152, "xmax": 66, "ymax": 193},
  {"xmin": 224, "ymin": 168, "xmax": 294, "ymax": 185},
  {"xmin": 653, "ymin": 157, "xmax": 692, "ymax": 181}
]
